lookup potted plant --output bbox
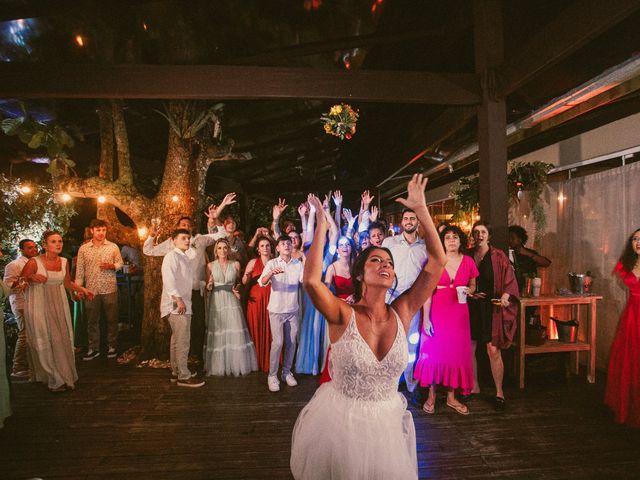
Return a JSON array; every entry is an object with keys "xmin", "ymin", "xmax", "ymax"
[{"xmin": 508, "ymin": 161, "xmax": 554, "ymax": 243}]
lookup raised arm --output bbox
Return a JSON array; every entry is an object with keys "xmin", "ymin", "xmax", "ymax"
[
  {"xmin": 298, "ymin": 202, "xmax": 308, "ymax": 237},
  {"xmin": 208, "ymin": 193, "xmax": 237, "ymax": 228},
  {"xmin": 343, "ymin": 208, "xmax": 356, "ymax": 240},
  {"xmin": 271, "ymin": 198, "xmax": 287, "ymax": 238},
  {"xmin": 303, "ymin": 201, "xmax": 316, "ymax": 249},
  {"xmin": 323, "ymin": 194, "xmax": 339, "ymax": 256},
  {"xmin": 332, "ymin": 190, "xmax": 343, "ymax": 232},
  {"xmin": 302, "ymin": 194, "xmax": 351, "ymax": 325},
  {"xmin": 391, "ymin": 174, "xmax": 446, "ymax": 330}
]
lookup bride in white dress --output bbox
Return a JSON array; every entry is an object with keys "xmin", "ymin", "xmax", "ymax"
[{"xmin": 291, "ymin": 175, "xmax": 446, "ymax": 480}]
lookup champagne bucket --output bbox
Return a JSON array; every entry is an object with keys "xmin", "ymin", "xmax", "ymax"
[{"xmin": 568, "ymin": 273, "xmax": 585, "ymax": 294}]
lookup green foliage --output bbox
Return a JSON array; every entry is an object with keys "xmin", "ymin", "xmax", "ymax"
[
  {"xmin": 0, "ymin": 174, "xmax": 76, "ymax": 268},
  {"xmin": 508, "ymin": 161, "xmax": 554, "ymax": 243},
  {"xmin": 450, "ymin": 175, "xmax": 479, "ymax": 222},
  {"xmin": 450, "ymin": 161, "xmax": 553, "ymax": 242},
  {"xmin": 0, "ymin": 104, "xmax": 76, "ymax": 175}
]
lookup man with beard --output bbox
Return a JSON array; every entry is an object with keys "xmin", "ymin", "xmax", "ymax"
[{"xmin": 381, "ymin": 208, "xmax": 428, "ymax": 393}]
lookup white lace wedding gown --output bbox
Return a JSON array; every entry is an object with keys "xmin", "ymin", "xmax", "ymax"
[{"xmin": 290, "ymin": 308, "xmax": 417, "ymax": 479}]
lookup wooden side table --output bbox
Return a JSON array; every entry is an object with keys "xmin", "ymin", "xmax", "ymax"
[{"xmin": 517, "ymin": 294, "xmax": 602, "ymax": 388}]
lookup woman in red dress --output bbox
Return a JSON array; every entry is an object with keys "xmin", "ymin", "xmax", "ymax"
[
  {"xmin": 605, "ymin": 227, "xmax": 640, "ymax": 427},
  {"xmin": 242, "ymin": 236, "xmax": 274, "ymax": 372},
  {"xmin": 319, "ymin": 236, "xmax": 356, "ymax": 384}
]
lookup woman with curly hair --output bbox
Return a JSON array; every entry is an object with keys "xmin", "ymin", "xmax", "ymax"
[{"xmin": 605, "ymin": 227, "xmax": 640, "ymax": 427}]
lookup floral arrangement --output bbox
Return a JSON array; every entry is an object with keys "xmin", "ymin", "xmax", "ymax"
[{"xmin": 321, "ymin": 103, "xmax": 359, "ymax": 140}]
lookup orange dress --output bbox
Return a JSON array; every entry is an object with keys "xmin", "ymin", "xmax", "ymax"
[{"xmin": 246, "ymin": 258, "xmax": 272, "ymax": 372}]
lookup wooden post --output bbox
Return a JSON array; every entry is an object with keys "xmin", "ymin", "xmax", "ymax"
[{"xmin": 474, "ymin": 0, "xmax": 508, "ymax": 249}]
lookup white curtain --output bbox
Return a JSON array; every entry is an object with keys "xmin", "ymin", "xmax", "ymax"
[{"xmin": 510, "ymin": 160, "xmax": 640, "ymax": 369}]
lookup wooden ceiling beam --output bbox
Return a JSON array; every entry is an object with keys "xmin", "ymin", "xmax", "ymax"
[
  {"xmin": 233, "ymin": 29, "xmax": 445, "ymax": 65},
  {"xmin": 0, "ymin": 63, "xmax": 481, "ymax": 105},
  {"xmin": 500, "ymin": 0, "xmax": 640, "ymax": 94}
]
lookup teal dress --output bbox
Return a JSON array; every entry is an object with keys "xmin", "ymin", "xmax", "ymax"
[{"xmin": 204, "ymin": 261, "xmax": 258, "ymax": 376}]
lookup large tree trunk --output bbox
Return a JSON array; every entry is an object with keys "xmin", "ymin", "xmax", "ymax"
[
  {"xmin": 140, "ymin": 120, "xmax": 197, "ymax": 358},
  {"xmin": 55, "ymin": 100, "xmax": 227, "ymax": 359}
]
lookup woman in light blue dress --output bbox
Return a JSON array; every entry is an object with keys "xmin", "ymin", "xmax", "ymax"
[
  {"xmin": 204, "ymin": 238, "xmax": 257, "ymax": 376},
  {"xmin": 295, "ymin": 199, "xmax": 338, "ymax": 375}
]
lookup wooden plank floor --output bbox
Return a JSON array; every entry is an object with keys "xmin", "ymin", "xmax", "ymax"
[{"xmin": 1, "ymin": 358, "xmax": 639, "ymax": 480}]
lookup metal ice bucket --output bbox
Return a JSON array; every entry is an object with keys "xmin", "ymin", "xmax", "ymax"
[{"xmin": 568, "ymin": 273, "xmax": 585, "ymax": 294}]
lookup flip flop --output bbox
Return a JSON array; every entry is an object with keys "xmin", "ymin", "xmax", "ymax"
[
  {"xmin": 423, "ymin": 401, "xmax": 435, "ymax": 414},
  {"xmin": 446, "ymin": 401, "xmax": 470, "ymax": 415}
]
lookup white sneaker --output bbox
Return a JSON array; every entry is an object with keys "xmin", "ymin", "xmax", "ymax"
[
  {"xmin": 107, "ymin": 347, "xmax": 117, "ymax": 359},
  {"xmin": 284, "ymin": 373, "xmax": 298, "ymax": 387},
  {"xmin": 267, "ymin": 375, "xmax": 280, "ymax": 392}
]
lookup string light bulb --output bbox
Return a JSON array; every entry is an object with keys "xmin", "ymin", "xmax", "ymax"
[
  {"xmin": 97, "ymin": 195, "xmax": 106, "ymax": 204},
  {"xmin": 171, "ymin": 195, "xmax": 179, "ymax": 203},
  {"xmin": 558, "ymin": 193, "xmax": 566, "ymax": 202},
  {"xmin": 61, "ymin": 193, "xmax": 71, "ymax": 202},
  {"xmin": 75, "ymin": 35, "xmax": 85, "ymax": 47},
  {"xmin": 19, "ymin": 185, "xmax": 32, "ymax": 194},
  {"xmin": 137, "ymin": 227, "xmax": 148, "ymax": 238}
]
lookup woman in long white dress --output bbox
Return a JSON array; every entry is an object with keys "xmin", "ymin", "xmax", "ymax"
[
  {"xmin": 204, "ymin": 238, "xmax": 257, "ymax": 376},
  {"xmin": 291, "ymin": 175, "xmax": 446, "ymax": 480},
  {"xmin": 21, "ymin": 231, "xmax": 93, "ymax": 392}
]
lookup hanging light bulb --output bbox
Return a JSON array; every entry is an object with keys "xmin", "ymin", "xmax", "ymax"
[{"xmin": 75, "ymin": 35, "xmax": 85, "ymax": 47}]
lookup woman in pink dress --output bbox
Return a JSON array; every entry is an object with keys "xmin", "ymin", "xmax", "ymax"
[
  {"xmin": 605, "ymin": 227, "xmax": 640, "ymax": 427},
  {"xmin": 242, "ymin": 235, "xmax": 273, "ymax": 372},
  {"xmin": 414, "ymin": 225, "xmax": 478, "ymax": 415}
]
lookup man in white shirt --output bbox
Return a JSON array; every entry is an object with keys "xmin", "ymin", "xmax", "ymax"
[
  {"xmin": 76, "ymin": 219, "xmax": 123, "ymax": 361},
  {"xmin": 144, "ymin": 196, "xmax": 233, "ymax": 363},
  {"xmin": 3, "ymin": 239, "xmax": 38, "ymax": 379},
  {"xmin": 161, "ymin": 229, "xmax": 204, "ymax": 388},
  {"xmin": 259, "ymin": 236, "xmax": 304, "ymax": 392},
  {"xmin": 381, "ymin": 208, "xmax": 428, "ymax": 393}
]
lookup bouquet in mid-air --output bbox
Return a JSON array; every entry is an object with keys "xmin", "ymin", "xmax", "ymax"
[{"xmin": 321, "ymin": 103, "xmax": 359, "ymax": 140}]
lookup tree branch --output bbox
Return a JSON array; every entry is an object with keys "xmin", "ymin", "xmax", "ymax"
[
  {"xmin": 111, "ymin": 99, "xmax": 133, "ymax": 185},
  {"xmin": 55, "ymin": 175, "xmax": 149, "ymax": 224},
  {"xmin": 98, "ymin": 100, "xmax": 114, "ymax": 180},
  {"xmin": 97, "ymin": 203, "xmax": 140, "ymax": 247}
]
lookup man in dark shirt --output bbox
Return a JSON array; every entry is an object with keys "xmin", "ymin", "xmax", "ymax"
[{"xmin": 508, "ymin": 225, "xmax": 552, "ymax": 292}]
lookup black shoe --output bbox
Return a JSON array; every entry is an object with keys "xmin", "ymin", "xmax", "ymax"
[{"xmin": 493, "ymin": 396, "xmax": 506, "ymax": 412}]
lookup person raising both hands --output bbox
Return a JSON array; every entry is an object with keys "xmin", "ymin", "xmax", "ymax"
[{"xmin": 290, "ymin": 174, "xmax": 446, "ymax": 480}]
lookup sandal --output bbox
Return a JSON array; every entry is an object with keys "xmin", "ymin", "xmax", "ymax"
[
  {"xmin": 446, "ymin": 401, "xmax": 470, "ymax": 415},
  {"xmin": 493, "ymin": 396, "xmax": 506, "ymax": 412},
  {"xmin": 48, "ymin": 385, "xmax": 66, "ymax": 393},
  {"xmin": 423, "ymin": 400, "xmax": 435, "ymax": 414}
]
